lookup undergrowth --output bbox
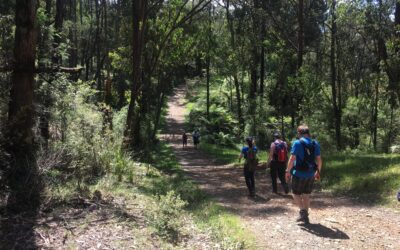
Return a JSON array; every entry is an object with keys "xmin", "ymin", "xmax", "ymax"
[{"xmin": 43, "ymin": 141, "xmax": 252, "ymax": 248}]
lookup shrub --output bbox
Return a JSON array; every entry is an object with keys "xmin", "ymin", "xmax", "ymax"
[
  {"xmin": 390, "ymin": 145, "xmax": 400, "ymax": 154},
  {"xmin": 146, "ymin": 191, "xmax": 187, "ymax": 242}
]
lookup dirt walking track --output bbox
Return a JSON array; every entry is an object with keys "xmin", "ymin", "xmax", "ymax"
[{"xmin": 165, "ymin": 86, "xmax": 400, "ymax": 250}]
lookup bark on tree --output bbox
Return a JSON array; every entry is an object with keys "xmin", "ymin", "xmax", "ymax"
[
  {"xmin": 7, "ymin": 0, "xmax": 40, "ymax": 213},
  {"xmin": 124, "ymin": 0, "xmax": 147, "ymax": 148},
  {"xmin": 206, "ymin": 4, "xmax": 211, "ymax": 120},
  {"xmin": 39, "ymin": 0, "xmax": 66, "ymax": 147},
  {"xmin": 225, "ymin": 0, "xmax": 244, "ymax": 132},
  {"xmin": 330, "ymin": 0, "xmax": 342, "ymax": 150},
  {"xmin": 297, "ymin": 0, "xmax": 304, "ymax": 71}
]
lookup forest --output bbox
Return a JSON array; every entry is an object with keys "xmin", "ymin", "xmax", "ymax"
[{"xmin": 0, "ymin": 0, "xmax": 400, "ymax": 249}]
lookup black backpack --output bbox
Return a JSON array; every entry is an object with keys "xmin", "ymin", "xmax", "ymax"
[{"xmin": 295, "ymin": 139, "xmax": 317, "ymax": 172}]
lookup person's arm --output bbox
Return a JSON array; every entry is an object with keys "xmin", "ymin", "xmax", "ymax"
[
  {"xmin": 238, "ymin": 153, "xmax": 244, "ymax": 162},
  {"xmin": 285, "ymin": 154, "xmax": 296, "ymax": 181},
  {"xmin": 268, "ymin": 143, "xmax": 274, "ymax": 164},
  {"xmin": 316, "ymin": 156, "xmax": 322, "ymax": 172},
  {"xmin": 314, "ymin": 155, "xmax": 322, "ymax": 179},
  {"xmin": 314, "ymin": 142, "xmax": 322, "ymax": 179}
]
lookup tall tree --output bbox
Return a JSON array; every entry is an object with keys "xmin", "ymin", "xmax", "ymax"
[
  {"xmin": 7, "ymin": 0, "xmax": 40, "ymax": 212},
  {"xmin": 330, "ymin": 0, "xmax": 342, "ymax": 149},
  {"xmin": 124, "ymin": 0, "xmax": 147, "ymax": 148}
]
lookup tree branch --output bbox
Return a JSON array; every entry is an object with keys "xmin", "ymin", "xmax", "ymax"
[{"xmin": 0, "ymin": 65, "xmax": 84, "ymax": 73}]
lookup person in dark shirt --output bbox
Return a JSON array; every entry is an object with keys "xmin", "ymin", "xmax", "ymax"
[{"xmin": 267, "ymin": 132, "xmax": 289, "ymax": 194}]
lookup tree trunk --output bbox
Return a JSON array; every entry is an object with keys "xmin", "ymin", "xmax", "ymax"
[
  {"xmin": 372, "ymin": 81, "xmax": 379, "ymax": 150},
  {"xmin": 39, "ymin": 0, "xmax": 65, "ymax": 147},
  {"xmin": 330, "ymin": 0, "xmax": 341, "ymax": 150},
  {"xmin": 225, "ymin": 0, "xmax": 244, "ymax": 132},
  {"xmin": 259, "ymin": 1, "xmax": 266, "ymax": 95},
  {"xmin": 206, "ymin": 57, "xmax": 210, "ymax": 120},
  {"xmin": 206, "ymin": 4, "xmax": 211, "ymax": 120},
  {"xmin": 124, "ymin": 0, "xmax": 147, "ymax": 148},
  {"xmin": 7, "ymin": 0, "xmax": 40, "ymax": 213},
  {"xmin": 297, "ymin": 0, "xmax": 304, "ymax": 71}
]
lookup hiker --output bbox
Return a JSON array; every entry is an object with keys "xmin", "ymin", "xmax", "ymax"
[
  {"xmin": 397, "ymin": 189, "xmax": 400, "ymax": 202},
  {"xmin": 285, "ymin": 125, "xmax": 322, "ymax": 224},
  {"xmin": 192, "ymin": 129, "xmax": 200, "ymax": 149},
  {"xmin": 238, "ymin": 137, "xmax": 258, "ymax": 197},
  {"xmin": 182, "ymin": 132, "xmax": 188, "ymax": 148},
  {"xmin": 268, "ymin": 132, "xmax": 289, "ymax": 194}
]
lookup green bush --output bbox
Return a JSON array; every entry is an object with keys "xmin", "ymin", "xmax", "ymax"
[
  {"xmin": 188, "ymin": 104, "xmax": 237, "ymax": 146},
  {"xmin": 146, "ymin": 191, "xmax": 187, "ymax": 242}
]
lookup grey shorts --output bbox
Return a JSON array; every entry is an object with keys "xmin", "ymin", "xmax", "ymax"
[{"xmin": 291, "ymin": 175, "xmax": 315, "ymax": 195}]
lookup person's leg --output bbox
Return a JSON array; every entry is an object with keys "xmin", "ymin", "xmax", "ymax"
[
  {"xmin": 292, "ymin": 176, "xmax": 310, "ymax": 223},
  {"xmin": 292, "ymin": 194, "xmax": 304, "ymax": 209},
  {"xmin": 301, "ymin": 178, "xmax": 314, "ymax": 224},
  {"xmin": 250, "ymin": 171, "xmax": 255, "ymax": 195},
  {"xmin": 276, "ymin": 163, "xmax": 288, "ymax": 193},
  {"xmin": 302, "ymin": 194, "xmax": 310, "ymax": 210},
  {"xmin": 270, "ymin": 164, "xmax": 278, "ymax": 193},
  {"xmin": 243, "ymin": 168, "xmax": 252, "ymax": 194}
]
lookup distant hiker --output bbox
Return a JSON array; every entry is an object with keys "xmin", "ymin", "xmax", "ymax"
[
  {"xmin": 182, "ymin": 132, "xmax": 188, "ymax": 148},
  {"xmin": 286, "ymin": 125, "xmax": 322, "ymax": 224},
  {"xmin": 192, "ymin": 129, "xmax": 200, "ymax": 149},
  {"xmin": 397, "ymin": 189, "xmax": 400, "ymax": 202},
  {"xmin": 268, "ymin": 132, "xmax": 289, "ymax": 194},
  {"xmin": 239, "ymin": 137, "xmax": 258, "ymax": 197}
]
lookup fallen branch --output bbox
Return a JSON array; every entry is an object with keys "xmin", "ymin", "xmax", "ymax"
[{"xmin": 0, "ymin": 65, "xmax": 84, "ymax": 74}]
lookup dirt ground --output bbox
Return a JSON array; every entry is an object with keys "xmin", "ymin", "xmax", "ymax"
[{"xmin": 166, "ymin": 86, "xmax": 400, "ymax": 250}]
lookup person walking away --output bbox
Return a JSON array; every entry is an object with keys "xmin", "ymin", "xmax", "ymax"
[
  {"xmin": 285, "ymin": 125, "xmax": 322, "ymax": 224},
  {"xmin": 192, "ymin": 129, "xmax": 200, "ymax": 149},
  {"xmin": 239, "ymin": 137, "xmax": 258, "ymax": 197},
  {"xmin": 182, "ymin": 132, "xmax": 188, "ymax": 148},
  {"xmin": 268, "ymin": 132, "xmax": 289, "ymax": 194}
]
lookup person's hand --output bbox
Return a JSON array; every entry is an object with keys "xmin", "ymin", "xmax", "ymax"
[
  {"xmin": 314, "ymin": 171, "xmax": 321, "ymax": 181},
  {"xmin": 285, "ymin": 171, "xmax": 291, "ymax": 182}
]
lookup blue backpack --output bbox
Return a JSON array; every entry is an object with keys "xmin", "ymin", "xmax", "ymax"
[{"xmin": 295, "ymin": 139, "xmax": 317, "ymax": 172}]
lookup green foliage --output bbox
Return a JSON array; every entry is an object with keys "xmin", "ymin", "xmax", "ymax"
[
  {"xmin": 321, "ymin": 153, "xmax": 400, "ymax": 205},
  {"xmin": 189, "ymin": 104, "xmax": 237, "ymax": 146},
  {"xmin": 146, "ymin": 190, "xmax": 187, "ymax": 242}
]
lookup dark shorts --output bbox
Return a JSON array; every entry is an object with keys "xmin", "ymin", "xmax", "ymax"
[{"xmin": 291, "ymin": 175, "xmax": 315, "ymax": 195}]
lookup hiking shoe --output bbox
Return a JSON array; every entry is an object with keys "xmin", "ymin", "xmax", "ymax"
[
  {"xmin": 296, "ymin": 209, "xmax": 309, "ymax": 223},
  {"xmin": 303, "ymin": 214, "xmax": 310, "ymax": 224},
  {"xmin": 283, "ymin": 184, "xmax": 289, "ymax": 194}
]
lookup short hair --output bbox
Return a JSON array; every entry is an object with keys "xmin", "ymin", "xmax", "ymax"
[
  {"xmin": 273, "ymin": 132, "xmax": 281, "ymax": 139},
  {"xmin": 297, "ymin": 125, "xmax": 310, "ymax": 135}
]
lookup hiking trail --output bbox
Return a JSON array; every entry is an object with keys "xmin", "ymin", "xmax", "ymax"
[{"xmin": 165, "ymin": 86, "xmax": 400, "ymax": 250}]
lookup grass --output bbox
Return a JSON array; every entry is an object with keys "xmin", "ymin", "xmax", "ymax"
[{"xmin": 321, "ymin": 153, "xmax": 400, "ymax": 206}]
